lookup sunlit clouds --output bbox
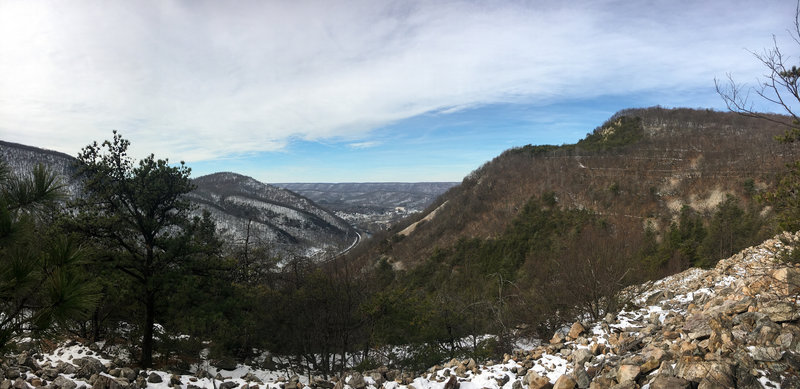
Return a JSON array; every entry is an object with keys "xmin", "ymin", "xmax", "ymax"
[{"xmin": 0, "ymin": 0, "xmax": 795, "ymax": 181}]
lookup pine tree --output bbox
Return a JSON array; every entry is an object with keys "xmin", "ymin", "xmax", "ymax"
[
  {"xmin": 73, "ymin": 131, "xmax": 217, "ymax": 367},
  {"xmin": 0, "ymin": 161, "xmax": 98, "ymax": 351}
]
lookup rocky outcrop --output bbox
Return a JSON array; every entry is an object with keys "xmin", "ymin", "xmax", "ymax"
[{"xmin": 498, "ymin": 231, "xmax": 800, "ymax": 388}]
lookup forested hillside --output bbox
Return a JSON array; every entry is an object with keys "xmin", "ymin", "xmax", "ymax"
[{"xmin": 355, "ymin": 108, "xmax": 797, "ymax": 272}]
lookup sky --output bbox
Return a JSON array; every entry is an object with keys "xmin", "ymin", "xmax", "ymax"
[{"xmin": 0, "ymin": 0, "xmax": 797, "ymax": 183}]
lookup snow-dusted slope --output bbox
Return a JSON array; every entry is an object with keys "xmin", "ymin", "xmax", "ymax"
[
  {"xmin": 0, "ymin": 140, "xmax": 82, "ymax": 196},
  {"xmin": 189, "ymin": 172, "xmax": 357, "ymax": 257},
  {"xmin": 8, "ymin": 232, "xmax": 800, "ymax": 389},
  {"xmin": 0, "ymin": 141, "xmax": 356, "ymax": 257}
]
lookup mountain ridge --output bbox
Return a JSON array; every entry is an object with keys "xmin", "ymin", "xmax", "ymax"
[
  {"xmin": 0, "ymin": 141, "xmax": 357, "ymax": 256},
  {"xmin": 350, "ymin": 107, "xmax": 799, "ymax": 271}
]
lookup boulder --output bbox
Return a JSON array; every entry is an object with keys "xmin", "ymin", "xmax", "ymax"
[
  {"xmin": 760, "ymin": 301, "xmax": 799, "ymax": 322},
  {"xmin": 52, "ymin": 376, "xmax": 77, "ymax": 389},
  {"xmin": 616, "ymin": 365, "xmax": 640, "ymax": 383},
  {"xmin": 147, "ymin": 372, "xmax": 163, "ymax": 383},
  {"xmin": 348, "ymin": 372, "xmax": 366, "ymax": 389},
  {"xmin": 648, "ymin": 376, "xmax": 690, "ymax": 389},
  {"xmin": 525, "ymin": 370, "xmax": 552, "ymax": 389},
  {"xmin": 572, "ymin": 349, "xmax": 592, "ymax": 367},
  {"xmin": 573, "ymin": 367, "xmax": 590, "ymax": 389},
  {"xmin": 676, "ymin": 360, "xmax": 734, "ymax": 386},
  {"xmin": 92, "ymin": 375, "xmax": 123, "ymax": 389},
  {"xmin": 568, "ymin": 322, "xmax": 585, "ymax": 339},
  {"xmin": 552, "ymin": 375, "xmax": 575, "ymax": 389},
  {"xmin": 748, "ymin": 346, "xmax": 783, "ymax": 362},
  {"xmin": 72, "ymin": 357, "xmax": 104, "ymax": 379},
  {"xmin": 443, "ymin": 375, "xmax": 459, "ymax": 389}
]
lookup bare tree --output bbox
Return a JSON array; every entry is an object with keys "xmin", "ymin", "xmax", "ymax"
[{"xmin": 716, "ymin": 1, "xmax": 800, "ymax": 138}]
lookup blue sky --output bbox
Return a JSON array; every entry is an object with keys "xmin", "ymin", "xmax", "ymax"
[{"xmin": 0, "ymin": 0, "xmax": 796, "ymax": 182}]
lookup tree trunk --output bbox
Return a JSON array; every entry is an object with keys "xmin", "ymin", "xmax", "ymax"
[
  {"xmin": 91, "ymin": 307, "xmax": 100, "ymax": 342},
  {"xmin": 141, "ymin": 291, "xmax": 155, "ymax": 368}
]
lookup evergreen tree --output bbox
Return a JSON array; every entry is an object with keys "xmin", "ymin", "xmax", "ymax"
[
  {"xmin": 73, "ymin": 131, "xmax": 217, "ymax": 367},
  {"xmin": 0, "ymin": 161, "xmax": 98, "ymax": 351}
]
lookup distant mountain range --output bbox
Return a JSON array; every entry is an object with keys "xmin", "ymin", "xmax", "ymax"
[
  {"xmin": 0, "ymin": 140, "xmax": 455, "ymax": 257},
  {"xmin": 0, "ymin": 141, "xmax": 352, "ymax": 256},
  {"xmin": 276, "ymin": 182, "xmax": 458, "ymax": 233}
]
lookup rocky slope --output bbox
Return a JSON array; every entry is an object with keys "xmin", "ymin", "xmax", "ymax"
[
  {"xmin": 5, "ymin": 232, "xmax": 800, "ymax": 388},
  {"xmin": 501, "ymin": 231, "xmax": 800, "ymax": 388}
]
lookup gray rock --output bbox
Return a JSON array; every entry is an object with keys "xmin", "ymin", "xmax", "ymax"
[
  {"xmin": 219, "ymin": 382, "xmax": 238, "ymax": 389},
  {"xmin": 649, "ymin": 376, "xmax": 690, "ymax": 389},
  {"xmin": 749, "ymin": 346, "xmax": 783, "ymax": 362},
  {"xmin": 683, "ymin": 313, "xmax": 712, "ymax": 340},
  {"xmin": 119, "ymin": 367, "xmax": 137, "ymax": 382},
  {"xmin": 72, "ymin": 357, "xmax": 104, "ymax": 379},
  {"xmin": 676, "ymin": 361, "xmax": 734, "ymax": 386},
  {"xmin": 147, "ymin": 372, "xmax": 163, "ymax": 384},
  {"xmin": 91, "ymin": 375, "xmax": 122, "ymax": 389},
  {"xmin": 347, "ymin": 372, "xmax": 366, "ymax": 389},
  {"xmin": 572, "ymin": 349, "xmax": 592, "ymax": 367},
  {"xmin": 11, "ymin": 378, "xmax": 25, "ymax": 389},
  {"xmin": 52, "ymin": 376, "xmax": 78, "ymax": 389},
  {"xmin": 573, "ymin": 367, "xmax": 590, "ymax": 389},
  {"xmin": 760, "ymin": 301, "xmax": 799, "ymax": 322}
]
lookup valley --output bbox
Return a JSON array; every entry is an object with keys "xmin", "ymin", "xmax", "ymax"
[{"xmin": 4, "ymin": 107, "xmax": 800, "ymax": 388}]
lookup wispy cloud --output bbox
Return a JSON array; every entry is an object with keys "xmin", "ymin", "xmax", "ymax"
[
  {"xmin": 0, "ymin": 0, "xmax": 793, "ymax": 163},
  {"xmin": 348, "ymin": 141, "xmax": 382, "ymax": 149}
]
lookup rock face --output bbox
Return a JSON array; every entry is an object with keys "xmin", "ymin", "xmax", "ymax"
[{"xmin": 498, "ymin": 231, "xmax": 800, "ymax": 388}]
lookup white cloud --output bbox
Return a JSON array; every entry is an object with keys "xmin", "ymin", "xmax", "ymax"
[
  {"xmin": 0, "ymin": 0, "xmax": 794, "ymax": 161},
  {"xmin": 348, "ymin": 141, "xmax": 382, "ymax": 149}
]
